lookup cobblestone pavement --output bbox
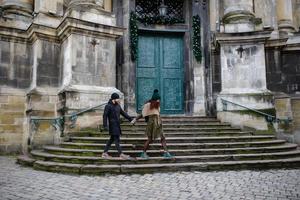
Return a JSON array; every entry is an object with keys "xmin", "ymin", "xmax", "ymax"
[{"xmin": 1, "ymin": 156, "xmax": 300, "ymax": 200}]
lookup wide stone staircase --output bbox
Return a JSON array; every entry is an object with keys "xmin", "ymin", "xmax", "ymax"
[{"xmin": 18, "ymin": 117, "xmax": 300, "ymax": 174}]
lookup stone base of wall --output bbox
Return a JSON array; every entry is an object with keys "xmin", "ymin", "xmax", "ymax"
[
  {"xmin": 216, "ymin": 93, "xmax": 275, "ymax": 131},
  {"xmin": 58, "ymin": 85, "xmax": 123, "ymax": 134},
  {"xmin": 217, "ymin": 111, "xmax": 271, "ymax": 131},
  {"xmin": 0, "ymin": 88, "xmax": 26, "ymax": 154},
  {"xmin": 25, "ymin": 87, "xmax": 60, "ymax": 151},
  {"xmin": 274, "ymin": 95, "xmax": 300, "ymax": 145}
]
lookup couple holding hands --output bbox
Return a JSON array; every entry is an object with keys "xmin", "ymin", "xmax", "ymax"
[{"xmin": 101, "ymin": 89, "xmax": 173, "ymax": 160}]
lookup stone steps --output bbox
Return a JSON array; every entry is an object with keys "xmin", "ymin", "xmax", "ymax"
[
  {"xmin": 60, "ymin": 140, "xmax": 287, "ymax": 150},
  {"xmin": 68, "ymin": 131, "xmax": 255, "ymax": 138},
  {"xmin": 120, "ymin": 127, "xmax": 242, "ymax": 132},
  {"xmin": 40, "ymin": 144, "xmax": 298, "ymax": 157},
  {"xmin": 17, "ymin": 116, "xmax": 300, "ymax": 174},
  {"xmin": 120, "ymin": 123, "xmax": 232, "ymax": 128},
  {"xmin": 18, "ymin": 157, "xmax": 300, "ymax": 175},
  {"xmin": 29, "ymin": 150, "xmax": 300, "ymax": 165},
  {"xmin": 69, "ymin": 135, "xmax": 276, "ymax": 144}
]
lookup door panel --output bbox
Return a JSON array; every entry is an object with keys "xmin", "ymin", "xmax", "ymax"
[
  {"xmin": 136, "ymin": 36, "xmax": 158, "ymax": 110},
  {"xmin": 137, "ymin": 34, "xmax": 184, "ymax": 114}
]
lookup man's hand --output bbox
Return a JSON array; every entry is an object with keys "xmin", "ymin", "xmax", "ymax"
[{"xmin": 130, "ymin": 118, "xmax": 137, "ymax": 125}]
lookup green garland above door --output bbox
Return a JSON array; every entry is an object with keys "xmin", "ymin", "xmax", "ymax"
[
  {"xmin": 192, "ymin": 15, "xmax": 202, "ymax": 63},
  {"xmin": 130, "ymin": 12, "xmax": 138, "ymax": 61}
]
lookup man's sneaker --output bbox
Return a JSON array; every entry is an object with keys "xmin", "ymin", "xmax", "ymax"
[
  {"xmin": 119, "ymin": 153, "xmax": 131, "ymax": 160},
  {"xmin": 163, "ymin": 151, "xmax": 174, "ymax": 158},
  {"xmin": 102, "ymin": 152, "xmax": 112, "ymax": 159},
  {"xmin": 140, "ymin": 152, "xmax": 149, "ymax": 159}
]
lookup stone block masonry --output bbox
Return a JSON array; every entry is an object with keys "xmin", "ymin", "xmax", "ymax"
[{"xmin": 0, "ymin": 90, "xmax": 26, "ymax": 154}]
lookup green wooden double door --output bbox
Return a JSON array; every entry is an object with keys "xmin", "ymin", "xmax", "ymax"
[{"xmin": 136, "ymin": 33, "xmax": 184, "ymax": 114}]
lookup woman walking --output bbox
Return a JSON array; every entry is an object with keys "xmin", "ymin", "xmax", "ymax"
[{"xmin": 133, "ymin": 89, "xmax": 173, "ymax": 159}]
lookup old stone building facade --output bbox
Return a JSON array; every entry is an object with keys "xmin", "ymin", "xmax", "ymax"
[{"xmin": 0, "ymin": 0, "xmax": 300, "ymax": 154}]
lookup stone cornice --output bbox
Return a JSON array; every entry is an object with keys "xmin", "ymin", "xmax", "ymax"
[
  {"xmin": 57, "ymin": 17, "xmax": 124, "ymax": 42},
  {"xmin": 265, "ymin": 38, "xmax": 289, "ymax": 48},
  {"xmin": 216, "ymin": 30, "xmax": 272, "ymax": 45},
  {"xmin": 0, "ymin": 16, "xmax": 124, "ymax": 44}
]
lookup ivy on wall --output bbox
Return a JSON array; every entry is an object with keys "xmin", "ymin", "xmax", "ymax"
[
  {"xmin": 130, "ymin": 12, "xmax": 138, "ymax": 61},
  {"xmin": 192, "ymin": 15, "xmax": 202, "ymax": 63}
]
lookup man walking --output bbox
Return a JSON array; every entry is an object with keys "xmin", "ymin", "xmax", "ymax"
[{"xmin": 102, "ymin": 93, "xmax": 133, "ymax": 159}]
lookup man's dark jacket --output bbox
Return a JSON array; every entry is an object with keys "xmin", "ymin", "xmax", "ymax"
[{"xmin": 103, "ymin": 100, "xmax": 132, "ymax": 136}]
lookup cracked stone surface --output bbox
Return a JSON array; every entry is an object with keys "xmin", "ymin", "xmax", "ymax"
[{"xmin": 1, "ymin": 156, "xmax": 300, "ymax": 200}]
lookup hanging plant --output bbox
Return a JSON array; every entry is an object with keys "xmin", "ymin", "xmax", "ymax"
[
  {"xmin": 192, "ymin": 15, "xmax": 202, "ymax": 63},
  {"xmin": 130, "ymin": 11, "xmax": 138, "ymax": 61}
]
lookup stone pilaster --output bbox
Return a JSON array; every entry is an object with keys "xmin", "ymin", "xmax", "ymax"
[
  {"xmin": 209, "ymin": 0, "xmax": 220, "ymax": 32},
  {"xmin": 222, "ymin": 0, "xmax": 255, "ymax": 33},
  {"xmin": 276, "ymin": 0, "xmax": 295, "ymax": 34},
  {"xmin": 216, "ymin": 31, "xmax": 275, "ymax": 131},
  {"xmin": 58, "ymin": 17, "xmax": 124, "ymax": 133}
]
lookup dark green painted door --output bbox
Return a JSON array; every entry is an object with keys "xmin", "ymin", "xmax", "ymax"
[{"xmin": 136, "ymin": 34, "xmax": 184, "ymax": 114}]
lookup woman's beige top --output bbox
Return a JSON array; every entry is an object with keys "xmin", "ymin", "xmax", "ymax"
[{"xmin": 142, "ymin": 102, "xmax": 160, "ymax": 117}]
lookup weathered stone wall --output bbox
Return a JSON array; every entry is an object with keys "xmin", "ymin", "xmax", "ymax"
[
  {"xmin": 294, "ymin": 0, "xmax": 300, "ymax": 32},
  {"xmin": 274, "ymin": 96, "xmax": 300, "ymax": 145},
  {"xmin": 0, "ymin": 40, "xmax": 32, "ymax": 154},
  {"xmin": 291, "ymin": 97, "xmax": 300, "ymax": 144},
  {"xmin": 25, "ymin": 89, "xmax": 60, "ymax": 151},
  {"xmin": 36, "ymin": 41, "xmax": 61, "ymax": 87},
  {"xmin": 0, "ymin": 0, "xmax": 121, "ymax": 154},
  {"xmin": 254, "ymin": 0, "xmax": 277, "ymax": 29},
  {"xmin": 0, "ymin": 41, "xmax": 32, "ymax": 88},
  {"xmin": 220, "ymin": 43, "xmax": 267, "ymax": 94},
  {"xmin": 70, "ymin": 35, "xmax": 116, "ymax": 87},
  {"xmin": 0, "ymin": 89, "xmax": 26, "ymax": 154},
  {"xmin": 266, "ymin": 49, "xmax": 300, "ymax": 94}
]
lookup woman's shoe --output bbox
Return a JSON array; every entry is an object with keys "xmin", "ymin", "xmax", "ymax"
[
  {"xmin": 140, "ymin": 152, "xmax": 149, "ymax": 159},
  {"xmin": 163, "ymin": 151, "xmax": 174, "ymax": 158}
]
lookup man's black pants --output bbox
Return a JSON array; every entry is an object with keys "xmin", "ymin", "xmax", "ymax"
[{"xmin": 104, "ymin": 135, "xmax": 122, "ymax": 155}]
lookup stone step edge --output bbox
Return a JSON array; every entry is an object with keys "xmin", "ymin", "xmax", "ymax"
[
  {"xmin": 69, "ymin": 131, "xmax": 254, "ymax": 136},
  {"xmin": 120, "ymin": 124, "xmax": 232, "ymax": 126},
  {"xmin": 121, "ymin": 128, "xmax": 241, "ymax": 130},
  {"xmin": 70, "ymin": 136, "xmax": 275, "ymax": 140},
  {"xmin": 30, "ymin": 150, "xmax": 300, "ymax": 162},
  {"xmin": 42, "ymin": 143, "xmax": 298, "ymax": 153},
  {"xmin": 61, "ymin": 140, "xmax": 286, "ymax": 148},
  {"xmin": 69, "ymin": 135, "xmax": 276, "ymax": 143},
  {"xmin": 18, "ymin": 156, "xmax": 300, "ymax": 174}
]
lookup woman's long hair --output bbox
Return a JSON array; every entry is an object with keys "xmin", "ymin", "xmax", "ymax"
[{"xmin": 149, "ymin": 100, "xmax": 160, "ymax": 110}]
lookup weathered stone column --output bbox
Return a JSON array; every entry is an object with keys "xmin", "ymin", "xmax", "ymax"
[
  {"xmin": 222, "ymin": 0, "xmax": 255, "ymax": 32},
  {"xmin": 276, "ymin": 0, "xmax": 295, "ymax": 33},
  {"xmin": 0, "ymin": 0, "xmax": 33, "ymax": 18}
]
